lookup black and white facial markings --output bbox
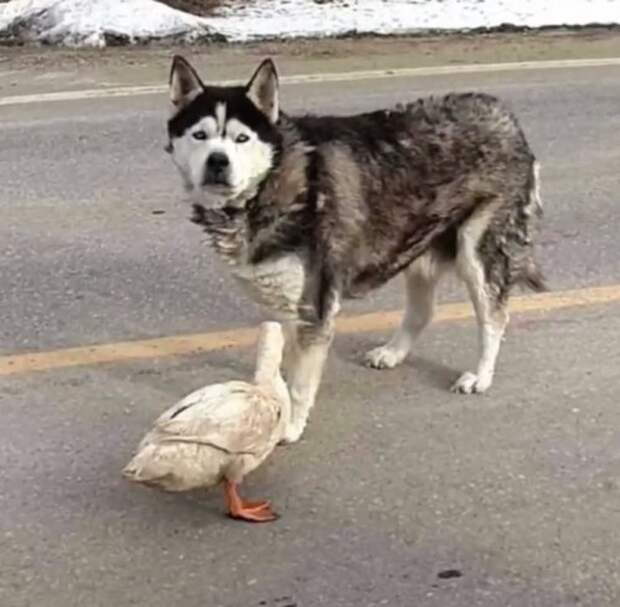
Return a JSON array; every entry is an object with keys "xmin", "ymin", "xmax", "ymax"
[{"xmin": 167, "ymin": 57, "xmax": 280, "ymax": 209}]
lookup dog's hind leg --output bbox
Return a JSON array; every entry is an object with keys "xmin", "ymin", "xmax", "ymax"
[
  {"xmin": 364, "ymin": 253, "xmax": 444, "ymax": 370},
  {"xmin": 452, "ymin": 162, "xmax": 545, "ymax": 394},
  {"xmin": 451, "ymin": 283, "xmax": 509, "ymax": 395},
  {"xmin": 451, "ymin": 201, "xmax": 509, "ymax": 394},
  {"xmin": 280, "ymin": 319, "xmax": 334, "ymax": 444}
]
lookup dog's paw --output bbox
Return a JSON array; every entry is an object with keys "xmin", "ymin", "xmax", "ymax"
[
  {"xmin": 451, "ymin": 371, "xmax": 492, "ymax": 394},
  {"xmin": 364, "ymin": 346, "xmax": 406, "ymax": 370},
  {"xmin": 278, "ymin": 420, "xmax": 306, "ymax": 445}
]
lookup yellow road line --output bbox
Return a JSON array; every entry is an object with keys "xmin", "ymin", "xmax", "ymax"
[{"xmin": 1, "ymin": 284, "xmax": 619, "ymax": 377}]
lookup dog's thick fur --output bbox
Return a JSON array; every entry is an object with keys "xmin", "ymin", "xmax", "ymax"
[{"xmin": 166, "ymin": 56, "xmax": 545, "ymax": 443}]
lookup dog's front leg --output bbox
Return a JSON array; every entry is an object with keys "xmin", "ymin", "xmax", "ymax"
[{"xmin": 280, "ymin": 319, "xmax": 334, "ymax": 444}]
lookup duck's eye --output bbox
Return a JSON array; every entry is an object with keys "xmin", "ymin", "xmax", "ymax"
[
  {"xmin": 235, "ymin": 133, "xmax": 250, "ymax": 144},
  {"xmin": 192, "ymin": 130, "xmax": 207, "ymax": 141}
]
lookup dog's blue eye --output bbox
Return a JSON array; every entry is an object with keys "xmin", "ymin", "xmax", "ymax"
[
  {"xmin": 235, "ymin": 134, "xmax": 250, "ymax": 144},
  {"xmin": 193, "ymin": 130, "xmax": 207, "ymax": 141}
]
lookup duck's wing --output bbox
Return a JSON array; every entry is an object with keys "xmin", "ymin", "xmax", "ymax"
[
  {"xmin": 153, "ymin": 382, "xmax": 237, "ymax": 425},
  {"xmin": 152, "ymin": 381, "xmax": 281, "ymax": 456}
]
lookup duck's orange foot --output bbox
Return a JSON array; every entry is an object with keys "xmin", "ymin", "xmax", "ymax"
[
  {"xmin": 228, "ymin": 500, "xmax": 279, "ymax": 523},
  {"xmin": 223, "ymin": 479, "xmax": 279, "ymax": 523}
]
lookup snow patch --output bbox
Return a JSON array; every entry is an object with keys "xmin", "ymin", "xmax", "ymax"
[
  {"xmin": 202, "ymin": 0, "xmax": 620, "ymax": 41},
  {"xmin": 0, "ymin": 0, "xmax": 222, "ymax": 47},
  {"xmin": 1, "ymin": 0, "xmax": 619, "ymax": 46}
]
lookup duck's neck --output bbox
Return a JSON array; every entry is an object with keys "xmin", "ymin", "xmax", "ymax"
[
  {"xmin": 255, "ymin": 365, "xmax": 291, "ymax": 422},
  {"xmin": 254, "ymin": 336, "xmax": 290, "ymax": 423},
  {"xmin": 253, "ymin": 341, "xmax": 283, "ymax": 387}
]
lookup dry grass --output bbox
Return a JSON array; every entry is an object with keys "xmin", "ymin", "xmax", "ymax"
[
  {"xmin": 157, "ymin": 0, "xmax": 243, "ymax": 16},
  {"xmin": 159, "ymin": 0, "xmax": 336, "ymax": 17}
]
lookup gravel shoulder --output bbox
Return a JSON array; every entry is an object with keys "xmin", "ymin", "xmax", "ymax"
[{"xmin": 2, "ymin": 28, "xmax": 620, "ymax": 97}]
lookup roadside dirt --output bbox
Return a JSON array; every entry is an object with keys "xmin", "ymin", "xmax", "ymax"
[{"xmin": 2, "ymin": 28, "xmax": 620, "ymax": 97}]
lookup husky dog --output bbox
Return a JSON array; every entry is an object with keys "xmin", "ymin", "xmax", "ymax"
[{"xmin": 166, "ymin": 56, "xmax": 545, "ymax": 443}]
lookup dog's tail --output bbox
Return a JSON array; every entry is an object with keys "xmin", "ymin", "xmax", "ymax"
[
  {"xmin": 521, "ymin": 260, "xmax": 547, "ymax": 293},
  {"xmin": 521, "ymin": 161, "xmax": 546, "ymax": 292},
  {"xmin": 530, "ymin": 161, "xmax": 543, "ymax": 217}
]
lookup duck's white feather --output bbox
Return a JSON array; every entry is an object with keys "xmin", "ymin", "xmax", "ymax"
[
  {"xmin": 123, "ymin": 322, "xmax": 290, "ymax": 493},
  {"xmin": 146, "ymin": 381, "xmax": 283, "ymax": 456}
]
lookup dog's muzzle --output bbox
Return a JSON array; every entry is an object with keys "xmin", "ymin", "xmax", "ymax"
[{"xmin": 203, "ymin": 152, "xmax": 230, "ymax": 186}]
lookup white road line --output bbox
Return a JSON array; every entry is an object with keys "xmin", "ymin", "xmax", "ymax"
[{"xmin": 1, "ymin": 57, "xmax": 620, "ymax": 107}]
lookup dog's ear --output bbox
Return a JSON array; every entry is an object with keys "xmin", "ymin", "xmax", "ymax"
[
  {"xmin": 169, "ymin": 55, "xmax": 204, "ymax": 109},
  {"xmin": 246, "ymin": 59, "xmax": 279, "ymax": 124}
]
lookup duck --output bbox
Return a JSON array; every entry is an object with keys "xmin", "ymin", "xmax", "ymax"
[{"xmin": 122, "ymin": 321, "xmax": 290, "ymax": 522}]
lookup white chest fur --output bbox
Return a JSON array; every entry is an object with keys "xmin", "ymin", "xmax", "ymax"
[{"xmin": 229, "ymin": 254, "xmax": 307, "ymax": 320}]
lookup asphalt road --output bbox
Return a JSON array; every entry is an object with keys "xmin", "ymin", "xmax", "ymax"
[{"xmin": 1, "ymin": 38, "xmax": 620, "ymax": 607}]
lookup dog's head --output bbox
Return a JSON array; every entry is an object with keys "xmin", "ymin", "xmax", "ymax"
[{"xmin": 166, "ymin": 56, "xmax": 280, "ymax": 209}]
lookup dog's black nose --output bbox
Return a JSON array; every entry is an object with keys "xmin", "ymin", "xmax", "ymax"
[{"xmin": 206, "ymin": 152, "xmax": 230, "ymax": 172}]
